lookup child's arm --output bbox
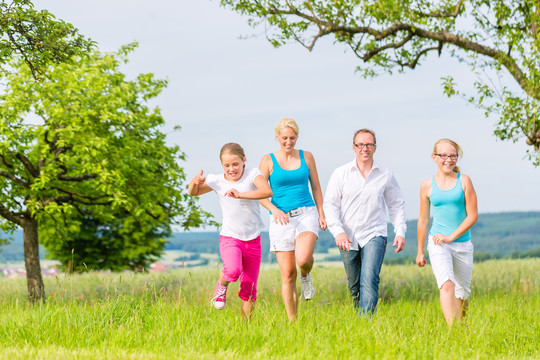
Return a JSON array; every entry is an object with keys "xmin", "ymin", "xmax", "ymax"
[
  {"xmin": 224, "ymin": 175, "xmax": 272, "ymax": 199},
  {"xmin": 188, "ymin": 170, "xmax": 213, "ymax": 196}
]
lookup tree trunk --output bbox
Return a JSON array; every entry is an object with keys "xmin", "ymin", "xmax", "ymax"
[{"xmin": 22, "ymin": 218, "xmax": 45, "ymax": 302}]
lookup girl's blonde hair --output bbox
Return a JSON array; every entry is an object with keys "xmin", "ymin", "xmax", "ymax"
[
  {"xmin": 275, "ymin": 118, "xmax": 299, "ymax": 136},
  {"xmin": 433, "ymin": 138, "xmax": 463, "ymax": 173},
  {"xmin": 220, "ymin": 143, "xmax": 246, "ymax": 161}
]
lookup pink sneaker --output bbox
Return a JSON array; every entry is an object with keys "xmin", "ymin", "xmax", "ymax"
[{"xmin": 211, "ymin": 280, "xmax": 228, "ymax": 310}]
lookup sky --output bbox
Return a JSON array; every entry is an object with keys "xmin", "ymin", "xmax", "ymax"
[{"xmin": 34, "ymin": 0, "xmax": 540, "ymax": 229}]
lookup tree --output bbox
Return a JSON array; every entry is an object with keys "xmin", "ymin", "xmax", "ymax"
[
  {"xmin": 40, "ymin": 209, "xmax": 171, "ymax": 273},
  {"xmin": 0, "ymin": 0, "xmax": 94, "ymax": 78},
  {"xmin": 220, "ymin": 0, "xmax": 540, "ymax": 165},
  {"xmin": 0, "ymin": 44, "xmax": 211, "ymax": 301}
]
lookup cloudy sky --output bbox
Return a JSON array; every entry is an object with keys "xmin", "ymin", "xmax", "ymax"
[{"xmin": 35, "ymin": 0, "xmax": 540, "ymax": 228}]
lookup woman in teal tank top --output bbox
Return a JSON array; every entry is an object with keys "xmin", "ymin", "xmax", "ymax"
[
  {"xmin": 416, "ymin": 139, "xmax": 478, "ymax": 326},
  {"xmin": 259, "ymin": 118, "xmax": 327, "ymax": 322}
]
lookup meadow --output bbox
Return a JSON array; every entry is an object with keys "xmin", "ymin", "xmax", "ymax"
[{"xmin": 0, "ymin": 259, "xmax": 538, "ymax": 359}]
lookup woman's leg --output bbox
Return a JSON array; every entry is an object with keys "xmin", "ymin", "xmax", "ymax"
[
  {"xmin": 295, "ymin": 231, "xmax": 317, "ymax": 277},
  {"xmin": 295, "ymin": 231, "xmax": 317, "ymax": 300},
  {"xmin": 276, "ymin": 251, "xmax": 298, "ymax": 322},
  {"xmin": 439, "ymin": 280, "xmax": 460, "ymax": 326}
]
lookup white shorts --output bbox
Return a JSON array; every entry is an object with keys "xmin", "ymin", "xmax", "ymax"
[
  {"xmin": 269, "ymin": 206, "xmax": 319, "ymax": 252},
  {"xmin": 427, "ymin": 235, "xmax": 474, "ymax": 300}
]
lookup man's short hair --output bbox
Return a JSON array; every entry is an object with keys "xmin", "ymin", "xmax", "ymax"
[{"xmin": 353, "ymin": 129, "xmax": 377, "ymax": 144}]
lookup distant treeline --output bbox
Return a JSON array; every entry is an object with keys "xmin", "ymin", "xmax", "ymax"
[
  {"xmin": 1, "ymin": 211, "xmax": 539, "ymax": 264},
  {"xmin": 167, "ymin": 211, "xmax": 540, "ymax": 264}
]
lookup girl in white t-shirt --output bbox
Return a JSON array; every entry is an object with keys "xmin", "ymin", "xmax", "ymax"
[{"xmin": 188, "ymin": 143, "xmax": 272, "ymax": 319}]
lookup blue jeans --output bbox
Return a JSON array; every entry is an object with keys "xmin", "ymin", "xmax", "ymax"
[{"xmin": 340, "ymin": 236, "xmax": 387, "ymax": 315}]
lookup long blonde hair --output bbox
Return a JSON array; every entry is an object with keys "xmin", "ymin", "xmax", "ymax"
[
  {"xmin": 433, "ymin": 138, "xmax": 463, "ymax": 173},
  {"xmin": 275, "ymin": 118, "xmax": 299, "ymax": 136}
]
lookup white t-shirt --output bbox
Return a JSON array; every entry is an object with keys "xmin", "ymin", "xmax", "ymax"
[{"xmin": 206, "ymin": 167, "xmax": 264, "ymax": 241}]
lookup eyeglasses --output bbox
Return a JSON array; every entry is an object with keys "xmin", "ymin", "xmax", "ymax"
[
  {"xmin": 435, "ymin": 153, "xmax": 458, "ymax": 160},
  {"xmin": 354, "ymin": 143, "xmax": 376, "ymax": 150}
]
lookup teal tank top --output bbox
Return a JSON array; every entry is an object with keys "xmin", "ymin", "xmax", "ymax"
[
  {"xmin": 268, "ymin": 150, "xmax": 315, "ymax": 212},
  {"xmin": 429, "ymin": 173, "xmax": 471, "ymax": 242}
]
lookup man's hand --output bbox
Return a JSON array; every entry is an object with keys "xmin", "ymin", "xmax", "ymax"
[
  {"xmin": 393, "ymin": 235, "xmax": 405, "ymax": 253},
  {"xmin": 335, "ymin": 233, "xmax": 352, "ymax": 251}
]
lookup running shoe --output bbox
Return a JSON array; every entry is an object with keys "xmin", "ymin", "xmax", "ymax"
[
  {"xmin": 301, "ymin": 273, "xmax": 315, "ymax": 300},
  {"xmin": 210, "ymin": 280, "xmax": 228, "ymax": 310}
]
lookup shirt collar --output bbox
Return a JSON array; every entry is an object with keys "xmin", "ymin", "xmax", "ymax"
[{"xmin": 348, "ymin": 158, "xmax": 379, "ymax": 172}]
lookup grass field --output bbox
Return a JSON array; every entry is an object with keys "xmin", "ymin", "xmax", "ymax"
[{"xmin": 0, "ymin": 259, "xmax": 538, "ymax": 359}]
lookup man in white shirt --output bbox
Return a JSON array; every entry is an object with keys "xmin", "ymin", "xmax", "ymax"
[{"xmin": 323, "ymin": 129, "xmax": 406, "ymax": 315}]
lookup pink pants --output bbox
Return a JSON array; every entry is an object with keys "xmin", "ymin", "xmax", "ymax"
[{"xmin": 219, "ymin": 235, "xmax": 261, "ymax": 302}]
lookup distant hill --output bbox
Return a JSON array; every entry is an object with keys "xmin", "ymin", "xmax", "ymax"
[
  {"xmin": 1, "ymin": 211, "xmax": 539, "ymax": 263},
  {"xmin": 0, "ymin": 231, "xmax": 41, "ymax": 262},
  {"xmin": 166, "ymin": 211, "xmax": 540, "ymax": 263}
]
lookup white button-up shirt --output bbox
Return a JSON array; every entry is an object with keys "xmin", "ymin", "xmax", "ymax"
[{"xmin": 323, "ymin": 159, "xmax": 406, "ymax": 250}]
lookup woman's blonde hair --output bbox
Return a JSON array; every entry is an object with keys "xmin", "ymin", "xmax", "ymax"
[
  {"xmin": 433, "ymin": 138, "xmax": 463, "ymax": 173},
  {"xmin": 275, "ymin": 118, "xmax": 299, "ymax": 136},
  {"xmin": 220, "ymin": 143, "xmax": 246, "ymax": 161}
]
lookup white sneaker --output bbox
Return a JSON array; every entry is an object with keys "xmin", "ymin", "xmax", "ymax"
[{"xmin": 301, "ymin": 273, "xmax": 315, "ymax": 300}]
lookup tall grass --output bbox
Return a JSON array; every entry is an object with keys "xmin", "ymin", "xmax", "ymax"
[{"xmin": 0, "ymin": 259, "xmax": 538, "ymax": 359}]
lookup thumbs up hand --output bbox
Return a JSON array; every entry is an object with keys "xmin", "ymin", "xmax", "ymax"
[{"xmin": 194, "ymin": 169, "xmax": 206, "ymax": 185}]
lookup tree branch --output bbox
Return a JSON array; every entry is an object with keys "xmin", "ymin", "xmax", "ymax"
[
  {"xmin": 0, "ymin": 202, "xmax": 26, "ymax": 226},
  {"xmin": 414, "ymin": 0, "xmax": 464, "ymax": 18},
  {"xmin": 0, "ymin": 154, "xmax": 14, "ymax": 169},
  {"xmin": 0, "ymin": 169, "xmax": 30, "ymax": 188},
  {"xmin": 396, "ymin": 43, "xmax": 443, "ymax": 69},
  {"xmin": 6, "ymin": 27, "xmax": 40, "ymax": 80},
  {"xmin": 15, "ymin": 153, "xmax": 39, "ymax": 177},
  {"xmin": 41, "ymin": 196, "xmax": 72, "ymax": 207},
  {"xmin": 57, "ymin": 173, "xmax": 98, "ymax": 181},
  {"xmin": 43, "ymin": 194, "xmax": 113, "ymax": 207},
  {"xmin": 51, "ymin": 186, "xmax": 110, "ymax": 200},
  {"xmin": 263, "ymin": 3, "xmax": 534, "ymax": 98},
  {"xmin": 361, "ymin": 33, "xmax": 414, "ymax": 62}
]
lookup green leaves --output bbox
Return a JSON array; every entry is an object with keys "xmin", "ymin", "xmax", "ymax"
[
  {"xmin": 0, "ymin": 0, "xmax": 95, "ymax": 79},
  {"xmin": 220, "ymin": 0, "xmax": 540, "ymax": 165},
  {"xmin": 0, "ymin": 43, "xmax": 213, "ymax": 269},
  {"xmin": 40, "ymin": 209, "xmax": 169, "ymax": 273}
]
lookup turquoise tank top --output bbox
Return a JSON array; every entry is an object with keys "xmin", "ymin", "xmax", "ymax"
[
  {"xmin": 429, "ymin": 173, "xmax": 471, "ymax": 242},
  {"xmin": 268, "ymin": 150, "xmax": 315, "ymax": 212}
]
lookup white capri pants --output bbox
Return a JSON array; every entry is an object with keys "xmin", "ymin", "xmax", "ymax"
[
  {"xmin": 427, "ymin": 235, "xmax": 474, "ymax": 300},
  {"xmin": 269, "ymin": 206, "xmax": 319, "ymax": 252}
]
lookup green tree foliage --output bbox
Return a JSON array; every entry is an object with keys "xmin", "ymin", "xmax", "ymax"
[
  {"xmin": 0, "ymin": 44, "xmax": 211, "ymax": 301},
  {"xmin": 41, "ymin": 210, "xmax": 170, "ymax": 273},
  {"xmin": 0, "ymin": 0, "xmax": 94, "ymax": 78},
  {"xmin": 220, "ymin": 0, "xmax": 540, "ymax": 165}
]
